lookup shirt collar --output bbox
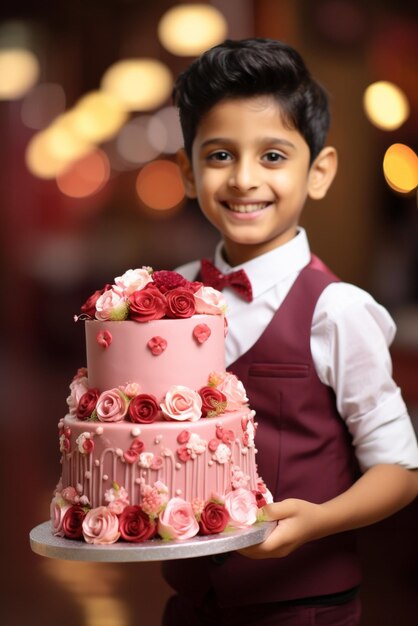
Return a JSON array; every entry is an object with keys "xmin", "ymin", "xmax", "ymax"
[{"xmin": 213, "ymin": 228, "xmax": 311, "ymax": 298}]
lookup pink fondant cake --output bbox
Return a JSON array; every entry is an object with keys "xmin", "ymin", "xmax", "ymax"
[{"xmin": 51, "ymin": 268, "xmax": 270, "ymax": 544}]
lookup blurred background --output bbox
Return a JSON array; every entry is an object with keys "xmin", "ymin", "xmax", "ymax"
[{"xmin": 1, "ymin": 1, "xmax": 417, "ymax": 625}]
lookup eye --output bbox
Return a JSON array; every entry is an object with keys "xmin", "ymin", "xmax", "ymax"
[
  {"xmin": 262, "ymin": 151, "xmax": 285, "ymax": 163},
  {"xmin": 207, "ymin": 150, "xmax": 232, "ymax": 162}
]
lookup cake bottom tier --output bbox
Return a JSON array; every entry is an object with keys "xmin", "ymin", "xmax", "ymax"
[{"xmin": 58, "ymin": 411, "xmax": 260, "ymax": 508}]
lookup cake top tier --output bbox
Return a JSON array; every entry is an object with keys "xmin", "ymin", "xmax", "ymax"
[{"xmin": 76, "ymin": 267, "xmax": 227, "ymax": 324}]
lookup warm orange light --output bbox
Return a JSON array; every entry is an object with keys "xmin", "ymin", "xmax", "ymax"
[
  {"xmin": 0, "ymin": 48, "xmax": 40, "ymax": 99},
  {"xmin": 383, "ymin": 143, "xmax": 417, "ymax": 193},
  {"xmin": 158, "ymin": 4, "xmax": 227, "ymax": 56},
  {"xmin": 363, "ymin": 81, "xmax": 409, "ymax": 131},
  {"xmin": 135, "ymin": 160, "xmax": 185, "ymax": 210},
  {"xmin": 56, "ymin": 149, "xmax": 110, "ymax": 198}
]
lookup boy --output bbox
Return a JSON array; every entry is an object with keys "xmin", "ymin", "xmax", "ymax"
[{"xmin": 162, "ymin": 38, "xmax": 418, "ymax": 626}]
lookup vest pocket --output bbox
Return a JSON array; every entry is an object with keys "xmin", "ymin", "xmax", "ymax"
[{"xmin": 249, "ymin": 363, "xmax": 309, "ymax": 378}]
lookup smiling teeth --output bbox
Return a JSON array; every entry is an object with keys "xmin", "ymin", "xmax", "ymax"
[{"xmin": 227, "ymin": 202, "xmax": 269, "ymax": 213}]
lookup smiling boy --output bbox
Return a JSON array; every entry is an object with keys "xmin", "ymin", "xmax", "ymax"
[{"xmin": 162, "ymin": 38, "xmax": 418, "ymax": 626}]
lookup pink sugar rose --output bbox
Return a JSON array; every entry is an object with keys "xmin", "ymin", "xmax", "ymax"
[
  {"xmin": 160, "ymin": 385, "xmax": 202, "ymax": 422},
  {"xmin": 82, "ymin": 506, "xmax": 120, "ymax": 544},
  {"xmin": 76, "ymin": 432, "xmax": 94, "ymax": 454},
  {"xmin": 157, "ymin": 497, "xmax": 199, "ymax": 541},
  {"xmin": 216, "ymin": 372, "xmax": 248, "ymax": 410},
  {"xmin": 95, "ymin": 287, "xmax": 129, "ymax": 321},
  {"xmin": 165, "ymin": 287, "xmax": 196, "ymax": 319},
  {"xmin": 96, "ymin": 388, "xmax": 129, "ymax": 422},
  {"xmin": 224, "ymin": 488, "xmax": 258, "ymax": 528},
  {"xmin": 128, "ymin": 284, "xmax": 167, "ymax": 322},
  {"xmin": 50, "ymin": 495, "xmax": 70, "ymax": 537},
  {"xmin": 61, "ymin": 486, "xmax": 79, "ymax": 504},
  {"xmin": 114, "ymin": 268, "xmax": 152, "ymax": 296},
  {"xmin": 193, "ymin": 285, "xmax": 227, "ymax": 315}
]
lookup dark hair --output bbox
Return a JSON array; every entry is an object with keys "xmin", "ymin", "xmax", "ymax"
[{"xmin": 173, "ymin": 38, "xmax": 330, "ymax": 163}]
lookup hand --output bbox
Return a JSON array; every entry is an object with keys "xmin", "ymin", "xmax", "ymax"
[{"xmin": 239, "ymin": 498, "xmax": 325, "ymax": 560}]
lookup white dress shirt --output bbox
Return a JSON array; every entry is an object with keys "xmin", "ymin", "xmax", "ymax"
[{"xmin": 177, "ymin": 228, "xmax": 418, "ymax": 472}]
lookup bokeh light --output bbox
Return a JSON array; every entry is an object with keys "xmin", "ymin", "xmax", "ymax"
[
  {"xmin": 383, "ymin": 144, "xmax": 417, "ymax": 194},
  {"xmin": 25, "ymin": 130, "xmax": 70, "ymax": 179},
  {"xmin": 0, "ymin": 48, "xmax": 40, "ymax": 99},
  {"xmin": 116, "ymin": 115, "xmax": 160, "ymax": 164},
  {"xmin": 21, "ymin": 82, "xmax": 66, "ymax": 130},
  {"xmin": 101, "ymin": 59, "xmax": 173, "ymax": 111},
  {"xmin": 363, "ymin": 81, "xmax": 409, "ymax": 131},
  {"xmin": 135, "ymin": 160, "xmax": 185, "ymax": 210},
  {"xmin": 148, "ymin": 106, "xmax": 183, "ymax": 153},
  {"xmin": 70, "ymin": 90, "xmax": 128, "ymax": 143},
  {"xmin": 56, "ymin": 149, "xmax": 110, "ymax": 198},
  {"xmin": 158, "ymin": 4, "xmax": 227, "ymax": 56}
]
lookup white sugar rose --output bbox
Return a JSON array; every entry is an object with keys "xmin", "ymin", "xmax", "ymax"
[
  {"xmin": 160, "ymin": 386, "xmax": 202, "ymax": 422},
  {"xmin": 114, "ymin": 268, "xmax": 152, "ymax": 296},
  {"xmin": 193, "ymin": 285, "xmax": 227, "ymax": 315},
  {"xmin": 95, "ymin": 287, "xmax": 129, "ymax": 321}
]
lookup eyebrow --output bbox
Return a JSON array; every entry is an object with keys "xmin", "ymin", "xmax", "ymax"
[{"xmin": 199, "ymin": 137, "xmax": 297, "ymax": 150}]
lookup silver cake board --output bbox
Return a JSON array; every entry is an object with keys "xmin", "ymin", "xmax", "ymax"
[{"xmin": 30, "ymin": 521, "xmax": 276, "ymax": 563}]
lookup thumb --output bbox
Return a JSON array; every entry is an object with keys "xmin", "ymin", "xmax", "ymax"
[{"xmin": 262, "ymin": 499, "xmax": 295, "ymax": 521}]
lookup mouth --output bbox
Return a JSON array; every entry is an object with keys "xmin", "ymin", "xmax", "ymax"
[{"xmin": 222, "ymin": 201, "xmax": 271, "ymax": 214}]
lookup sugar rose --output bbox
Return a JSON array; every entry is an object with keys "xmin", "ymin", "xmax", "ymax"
[
  {"xmin": 193, "ymin": 285, "xmax": 227, "ymax": 315},
  {"xmin": 62, "ymin": 505, "xmax": 86, "ymax": 539},
  {"xmin": 199, "ymin": 501, "xmax": 229, "ymax": 535},
  {"xmin": 199, "ymin": 385, "xmax": 227, "ymax": 417},
  {"xmin": 114, "ymin": 268, "xmax": 152, "ymax": 296},
  {"xmin": 165, "ymin": 288, "xmax": 196, "ymax": 319},
  {"xmin": 76, "ymin": 388, "xmax": 99, "ymax": 420},
  {"xmin": 217, "ymin": 372, "xmax": 248, "ymax": 410},
  {"xmin": 160, "ymin": 386, "xmax": 202, "ymax": 422},
  {"xmin": 128, "ymin": 284, "xmax": 167, "ymax": 322},
  {"xmin": 119, "ymin": 505, "xmax": 157, "ymax": 542},
  {"xmin": 82, "ymin": 506, "xmax": 120, "ymax": 544},
  {"xmin": 80, "ymin": 284, "xmax": 112, "ymax": 318},
  {"xmin": 224, "ymin": 488, "xmax": 258, "ymax": 528},
  {"xmin": 95, "ymin": 287, "xmax": 129, "ymax": 321},
  {"xmin": 96, "ymin": 388, "xmax": 129, "ymax": 422},
  {"xmin": 128, "ymin": 393, "xmax": 160, "ymax": 424},
  {"xmin": 157, "ymin": 497, "xmax": 199, "ymax": 541}
]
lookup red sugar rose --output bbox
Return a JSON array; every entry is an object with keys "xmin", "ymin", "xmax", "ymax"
[
  {"xmin": 252, "ymin": 490, "xmax": 268, "ymax": 509},
  {"xmin": 199, "ymin": 386, "xmax": 227, "ymax": 417},
  {"xmin": 199, "ymin": 501, "xmax": 229, "ymax": 535},
  {"xmin": 119, "ymin": 505, "xmax": 157, "ymax": 542},
  {"xmin": 76, "ymin": 389, "xmax": 100, "ymax": 420},
  {"xmin": 62, "ymin": 505, "xmax": 86, "ymax": 539},
  {"xmin": 128, "ymin": 394, "xmax": 160, "ymax": 424},
  {"xmin": 128, "ymin": 284, "xmax": 167, "ymax": 322},
  {"xmin": 165, "ymin": 288, "xmax": 196, "ymax": 319}
]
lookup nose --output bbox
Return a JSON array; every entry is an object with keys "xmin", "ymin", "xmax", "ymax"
[{"xmin": 228, "ymin": 158, "xmax": 259, "ymax": 191}]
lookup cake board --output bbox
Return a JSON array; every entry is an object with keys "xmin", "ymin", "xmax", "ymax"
[{"xmin": 30, "ymin": 520, "xmax": 276, "ymax": 563}]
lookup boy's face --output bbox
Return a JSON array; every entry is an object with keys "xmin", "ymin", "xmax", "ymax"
[{"xmin": 179, "ymin": 96, "xmax": 336, "ymax": 265}]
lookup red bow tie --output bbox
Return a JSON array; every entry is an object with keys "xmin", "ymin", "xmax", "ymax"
[{"xmin": 200, "ymin": 259, "xmax": 253, "ymax": 302}]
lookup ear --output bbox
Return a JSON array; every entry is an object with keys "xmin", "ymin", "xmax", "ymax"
[
  {"xmin": 307, "ymin": 146, "xmax": 338, "ymax": 200},
  {"xmin": 176, "ymin": 148, "xmax": 197, "ymax": 199}
]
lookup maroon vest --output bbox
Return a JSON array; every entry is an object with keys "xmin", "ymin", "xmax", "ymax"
[{"xmin": 163, "ymin": 256, "xmax": 362, "ymax": 606}]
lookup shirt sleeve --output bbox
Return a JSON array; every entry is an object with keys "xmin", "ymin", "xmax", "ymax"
[{"xmin": 312, "ymin": 282, "xmax": 418, "ymax": 472}]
